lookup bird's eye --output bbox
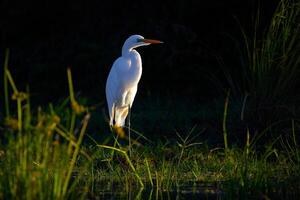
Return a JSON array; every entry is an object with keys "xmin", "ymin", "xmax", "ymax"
[{"xmin": 136, "ymin": 38, "xmax": 143, "ymax": 43}]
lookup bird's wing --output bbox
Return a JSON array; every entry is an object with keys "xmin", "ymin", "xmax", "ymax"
[
  {"xmin": 125, "ymin": 86, "xmax": 138, "ymax": 107},
  {"xmin": 105, "ymin": 57, "xmax": 131, "ymax": 125}
]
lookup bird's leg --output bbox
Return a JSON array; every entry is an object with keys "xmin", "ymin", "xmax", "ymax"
[
  {"xmin": 109, "ymin": 103, "xmax": 115, "ymax": 133},
  {"xmin": 110, "ymin": 103, "xmax": 118, "ymax": 160},
  {"xmin": 127, "ymin": 104, "xmax": 131, "ymax": 157},
  {"xmin": 112, "ymin": 103, "xmax": 116, "ymax": 126}
]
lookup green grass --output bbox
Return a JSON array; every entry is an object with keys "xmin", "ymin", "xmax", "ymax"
[
  {"xmin": 1, "ymin": 65, "xmax": 92, "ymax": 199},
  {"xmin": 80, "ymin": 141, "xmax": 300, "ymax": 199}
]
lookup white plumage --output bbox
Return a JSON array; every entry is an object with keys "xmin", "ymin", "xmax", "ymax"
[{"xmin": 105, "ymin": 35, "xmax": 162, "ymax": 127}]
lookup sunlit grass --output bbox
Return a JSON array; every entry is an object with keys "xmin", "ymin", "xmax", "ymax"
[{"xmin": 0, "ymin": 62, "xmax": 92, "ymax": 199}]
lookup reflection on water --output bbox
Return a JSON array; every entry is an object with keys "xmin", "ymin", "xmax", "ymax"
[
  {"xmin": 90, "ymin": 181, "xmax": 299, "ymax": 200},
  {"xmin": 92, "ymin": 188, "xmax": 222, "ymax": 200}
]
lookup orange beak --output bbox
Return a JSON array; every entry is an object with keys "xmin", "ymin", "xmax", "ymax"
[{"xmin": 140, "ymin": 39, "xmax": 163, "ymax": 44}]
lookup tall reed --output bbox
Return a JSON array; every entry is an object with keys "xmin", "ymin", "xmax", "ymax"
[{"xmin": 0, "ymin": 55, "xmax": 91, "ymax": 199}]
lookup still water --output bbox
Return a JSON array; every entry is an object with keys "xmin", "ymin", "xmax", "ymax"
[{"xmin": 89, "ymin": 181, "xmax": 299, "ymax": 200}]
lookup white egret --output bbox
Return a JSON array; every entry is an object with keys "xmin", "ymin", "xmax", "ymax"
[{"xmin": 105, "ymin": 35, "xmax": 162, "ymax": 132}]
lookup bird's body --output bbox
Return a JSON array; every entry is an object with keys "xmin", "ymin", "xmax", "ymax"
[
  {"xmin": 106, "ymin": 35, "xmax": 162, "ymax": 127},
  {"xmin": 106, "ymin": 50, "xmax": 142, "ymax": 127}
]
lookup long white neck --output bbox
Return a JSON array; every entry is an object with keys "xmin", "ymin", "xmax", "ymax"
[
  {"xmin": 120, "ymin": 49, "xmax": 143, "ymax": 89},
  {"xmin": 122, "ymin": 45, "xmax": 132, "ymax": 56},
  {"xmin": 122, "ymin": 41, "xmax": 149, "ymax": 56}
]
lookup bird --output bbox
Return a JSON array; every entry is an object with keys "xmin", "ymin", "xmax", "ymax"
[{"xmin": 105, "ymin": 34, "xmax": 163, "ymax": 132}]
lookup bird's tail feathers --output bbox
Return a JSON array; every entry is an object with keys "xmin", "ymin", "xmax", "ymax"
[{"xmin": 109, "ymin": 104, "xmax": 128, "ymax": 138}]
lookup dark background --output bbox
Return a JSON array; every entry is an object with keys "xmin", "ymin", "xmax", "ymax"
[
  {"xmin": 0, "ymin": 0, "xmax": 284, "ymax": 142},
  {"xmin": 0, "ymin": 0, "xmax": 278, "ymax": 99}
]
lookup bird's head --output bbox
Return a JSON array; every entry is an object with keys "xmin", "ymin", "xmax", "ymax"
[{"xmin": 123, "ymin": 35, "xmax": 163, "ymax": 50}]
